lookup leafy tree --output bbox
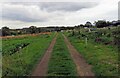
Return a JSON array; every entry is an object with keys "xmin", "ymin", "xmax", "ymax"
[
  {"xmin": 95, "ymin": 20, "xmax": 107, "ymax": 28},
  {"xmin": 84, "ymin": 21, "xmax": 92, "ymax": 28},
  {"xmin": 2, "ymin": 26, "xmax": 10, "ymax": 36},
  {"xmin": 106, "ymin": 21, "xmax": 112, "ymax": 26},
  {"xmin": 112, "ymin": 20, "xmax": 120, "ymax": 26},
  {"xmin": 78, "ymin": 24, "xmax": 84, "ymax": 28},
  {"xmin": 29, "ymin": 26, "xmax": 37, "ymax": 34}
]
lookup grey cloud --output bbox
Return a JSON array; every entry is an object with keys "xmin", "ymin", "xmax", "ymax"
[
  {"xmin": 7, "ymin": 2, "xmax": 98, "ymax": 12},
  {"xmin": 2, "ymin": 4, "xmax": 48, "ymax": 22},
  {"xmin": 40, "ymin": 2, "xmax": 98, "ymax": 12},
  {"xmin": 2, "ymin": 13, "xmax": 46, "ymax": 22},
  {"xmin": 1, "ymin": 2, "xmax": 98, "ymax": 23},
  {"xmin": 2, "ymin": 12, "xmax": 46, "ymax": 22}
]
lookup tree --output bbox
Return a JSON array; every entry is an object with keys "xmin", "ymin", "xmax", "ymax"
[
  {"xmin": 106, "ymin": 21, "xmax": 112, "ymax": 26},
  {"xmin": 29, "ymin": 26, "xmax": 37, "ymax": 34},
  {"xmin": 112, "ymin": 20, "xmax": 120, "ymax": 26},
  {"xmin": 2, "ymin": 26, "xmax": 10, "ymax": 36},
  {"xmin": 95, "ymin": 20, "xmax": 107, "ymax": 28},
  {"xmin": 84, "ymin": 21, "xmax": 92, "ymax": 28},
  {"xmin": 78, "ymin": 24, "xmax": 84, "ymax": 28}
]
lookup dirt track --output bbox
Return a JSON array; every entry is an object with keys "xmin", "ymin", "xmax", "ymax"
[
  {"xmin": 63, "ymin": 34, "xmax": 95, "ymax": 76},
  {"xmin": 31, "ymin": 35, "xmax": 57, "ymax": 76},
  {"xmin": 31, "ymin": 33, "xmax": 94, "ymax": 76}
]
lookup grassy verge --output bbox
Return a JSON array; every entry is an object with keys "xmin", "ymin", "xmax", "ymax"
[
  {"xmin": 2, "ymin": 33, "xmax": 55, "ymax": 76},
  {"xmin": 47, "ymin": 33, "xmax": 77, "ymax": 77},
  {"xmin": 65, "ymin": 32, "xmax": 118, "ymax": 76}
]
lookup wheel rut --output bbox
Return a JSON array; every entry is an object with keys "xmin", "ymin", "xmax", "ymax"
[
  {"xmin": 32, "ymin": 35, "xmax": 57, "ymax": 76},
  {"xmin": 63, "ymin": 34, "xmax": 95, "ymax": 76}
]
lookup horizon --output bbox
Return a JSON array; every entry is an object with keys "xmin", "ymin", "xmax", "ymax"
[
  {"xmin": 0, "ymin": 0, "xmax": 119, "ymax": 29},
  {"xmin": 1, "ymin": 19, "xmax": 119, "ymax": 29}
]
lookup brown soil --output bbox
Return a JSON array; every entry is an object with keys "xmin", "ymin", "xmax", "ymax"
[
  {"xmin": 63, "ymin": 34, "xmax": 95, "ymax": 76},
  {"xmin": 31, "ymin": 35, "xmax": 57, "ymax": 76}
]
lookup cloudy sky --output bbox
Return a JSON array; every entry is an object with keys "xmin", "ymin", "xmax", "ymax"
[{"xmin": 0, "ymin": 0, "xmax": 119, "ymax": 29}]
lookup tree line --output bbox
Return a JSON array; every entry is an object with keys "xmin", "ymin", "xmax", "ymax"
[
  {"xmin": 1, "ymin": 20, "xmax": 120, "ymax": 36},
  {"xmin": 77, "ymin": 20, "xmax": 120, "ymax": 28}
]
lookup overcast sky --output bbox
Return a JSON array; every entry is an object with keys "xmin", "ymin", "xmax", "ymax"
[{"xmin": 0, "ymin": 0, "xmax": 119, "ymax": 29}]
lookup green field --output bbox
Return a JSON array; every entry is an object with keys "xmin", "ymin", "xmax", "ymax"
[
  {"xmin": 64, "ymin": 27, "xmax": 119, "ymax": 76},
  {"xmin": 2, "ymin": 33, "xmax": 55, "ymax": 76},
  {"xmin": 47, "ymin": 33, "xmax": 77, "ymax": 76},
  {"xmin": 1, "ymin": 26, "xmax": 119, "ymax": 77}
]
